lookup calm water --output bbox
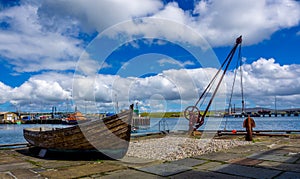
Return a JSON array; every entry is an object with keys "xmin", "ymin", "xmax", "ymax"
[
  {"xmin": 0, "ymin": 124, "xmax": 67, "ymax": 145},
  {"xmin": 1, "ymin": 116, "xmax": 300, "ymax": 145},
  {"xmin": 138, "ymin": 116, "xmax": 300, "ymax": 133}
]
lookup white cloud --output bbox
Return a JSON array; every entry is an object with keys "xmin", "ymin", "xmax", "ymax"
[
  {"xmin": 231, "ymin": 58, "xmax": 300, "ymax": 109},
  {"xmin": 0, "ymin": 4, "xmax": 82, "ymax": 72},
  {"xmin": 153, "ymin": 2, "xmax": 190, "ymax": 24},
  {"xmin": 0, "ymin": 82, "xmax": 12, "ymax": 103},
  {"xmin": 0, "ymin": 1, "xmax": 300, "ymax": 111},
  {"xmin": 1, "ymin": 72, "xmax": 72, "ymax": 112},
  {"xmin": 54, "ymin": 0, "xmax": 300, "ymax": 47},
  {"xmin": 10, "ymin": 73, "xmax": 71, "ymax": 104},
  {"xmin": 193, "ymin": 0, "xmax": 300, "ymax": 46},
  {"xmin": 158, "ymin": 58, "xmax": 195, "ymax": 67},
  {"xmin": 38, "ymin": 0, "xmax": 163, "ymax": 33},
  {"xmin": 245, "ymin": 58, "xmax": 297, "ymax": 79},
  {"xmin": 1, "ymin": 0, "xmax": 299, "ymax": 74},
  {"xmin": 71, "ymin": 0, "xmax": 300, "ymax": 49},
  {"xmin": 1, "ymin": 57, "xmax": 300, "ymax": 111},
  {"xmin": 75, "ymin": 52, "xmax": 100, "ymax": 76}
]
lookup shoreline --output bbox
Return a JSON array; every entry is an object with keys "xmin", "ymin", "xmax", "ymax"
[{"xmin": 0, "ymin": 114, "xmax": 299, "ymax": 125}]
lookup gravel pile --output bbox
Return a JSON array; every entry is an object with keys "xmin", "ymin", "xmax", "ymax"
[{"xmin": 127, "ymin": 136, "xmax": 250, "ymax": 161}]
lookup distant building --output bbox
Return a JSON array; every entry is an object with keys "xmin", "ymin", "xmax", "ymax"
[{"xmin": 0, "ymin": 112, "xmax": 19, "ymax": 123}]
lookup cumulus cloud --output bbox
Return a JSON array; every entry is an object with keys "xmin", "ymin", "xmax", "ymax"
[
  {"xmin": 1, "ymin": 57, "xmax": 300, "ymax": 112},
  {"xmin": 43, "ymin": 0, "xmax": 299, "ymax": 46},
  {"xmin": 227, "ymin": 58, "xmax": 300, "ymax": 109},
  {"xmin": 0, "ymin": 4, "xmax": 82, "ymax": 72},
  {"xmin": 37, "ymin": 0, "xmax": 163, "ymax": 33},
  {"xmin": 34, "ymin": 0, "xmax": 300, "ymax": 50},
  {"xmin": 1, "ymin": 0, "xmax": 299, "ymax": 73},
  {"xmin": 0, "ymin": 72, "xmax": 72, "ymax": 111},
  {"xmin": 193, "ymin": 0, "xmax": 300, "ymax": 46},
  {"xmin": 0, "ymin": 1, "xmax": 299, "ymax": 112},
  {"xmin": 158, "ymin": 58, "xmax": 195, "ymax": 67},
  {"xmin": 0, "ymin": 82, "xmax": 12, "ymax": 103},
  {"xmin": 242, "ymin": 58, "xmax": 300, "ymax": 97}
]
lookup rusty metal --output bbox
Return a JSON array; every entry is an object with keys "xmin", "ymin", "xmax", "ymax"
[
  {"xmin": 243, "ymin": 115, "xmax": 256, "ymax": 141},
  {"xmin": 184, "ymin": 106, "xmax": 201, "ymax": 121},
  {"xmin": 184, "ymin": 36, "xmax": 243, "ymax": 130}
]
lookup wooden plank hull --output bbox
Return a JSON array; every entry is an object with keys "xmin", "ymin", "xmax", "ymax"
[{"xmin": 23, "ymin": 105, "xmax": 133, "ymax": 159}]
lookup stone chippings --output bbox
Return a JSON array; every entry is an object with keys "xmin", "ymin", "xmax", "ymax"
[{"xmin": 127, "ymin": 136, "xmax": 251, "ymax": 161}]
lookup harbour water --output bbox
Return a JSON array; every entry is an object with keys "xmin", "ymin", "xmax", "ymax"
[
  {"xmin": 139, "ymin": 116, "xmax": 300, "ymax": 134},
  {"xmin": 1, "ymin": 116, "xmax": 299, "ymax": 145},
  {"xmin": 0, "ymin": 124, "xmax": 67, "ymax": 145}
]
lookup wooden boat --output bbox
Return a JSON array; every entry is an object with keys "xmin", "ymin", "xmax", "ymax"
[{"xmin": 23, "ymin": 104, "xmax": 133, "ymax": 159}]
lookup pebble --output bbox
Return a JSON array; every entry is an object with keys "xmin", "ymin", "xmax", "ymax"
[{"xmin": 127, "ymin": 136, "xmax": 250, "ymax": 161}]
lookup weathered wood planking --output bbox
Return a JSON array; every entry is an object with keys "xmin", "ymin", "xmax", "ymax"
[{"xmin": 23, "ymin": 105, "xmax": 133, "ymax": 158}]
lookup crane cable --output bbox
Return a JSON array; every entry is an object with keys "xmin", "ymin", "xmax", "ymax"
[
  {"xmin": 184, "ymin": 36, "xmax": 242, "ymax": 121},
  {"xmin": 239, "ymin": 45, "xmax": 245, "ymax": 114},
  {"xmin": 224, "ymin": 43, "xmax": 243, "ymax": 130},
  {"xmin": 194, "ymin": 36, "xmax": 243, "ymax": 129},
  {"xmin": 228, "ymin": 45, "xmax": 242, "ymax": 114}
]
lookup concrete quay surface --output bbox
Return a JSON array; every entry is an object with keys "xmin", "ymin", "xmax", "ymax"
[{"xmin": 0, "ymin": 135, "xmax": 300, "ymax": 179}]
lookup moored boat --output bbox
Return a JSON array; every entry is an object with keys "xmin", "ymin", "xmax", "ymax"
[
  {"xmin": 23, "ymin": 104, "xmax": 133, "ymax": 159},
  {"xmin": 62, "ymin": 111, "xmax": 86, "ymax": 125}
]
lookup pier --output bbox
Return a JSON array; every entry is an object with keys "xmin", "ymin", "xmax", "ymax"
[
  {"xmin": 222, "ymin": 110, "xmax": 300, "ymax": 118},
  {"xmin": 132, "ymin": 116, "xmax": 150, "ymax": 128}
]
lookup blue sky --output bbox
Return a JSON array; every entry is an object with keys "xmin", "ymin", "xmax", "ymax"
[{"xmin": 0, "ymin": 0, "xmax": 300, "ymax": 113}]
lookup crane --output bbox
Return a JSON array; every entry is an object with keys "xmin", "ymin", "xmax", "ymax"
[{"xmin": 184, "ymin": 36, "xmax": 243, "ymax": 132}]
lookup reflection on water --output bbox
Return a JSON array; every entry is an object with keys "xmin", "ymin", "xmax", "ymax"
[{"xmin": 0, "ymin": 117, "xmax": 299, "ymax": 145}]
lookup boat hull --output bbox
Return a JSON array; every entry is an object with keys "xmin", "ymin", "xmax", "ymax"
[{"xmin": 23, "ymin": 105, "xmax": 133, "ymax": 159}]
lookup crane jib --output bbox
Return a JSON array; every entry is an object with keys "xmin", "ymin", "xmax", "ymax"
[{"xmin": 184, "ymin": 36, "xmax": 243, "ymax": 131}]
